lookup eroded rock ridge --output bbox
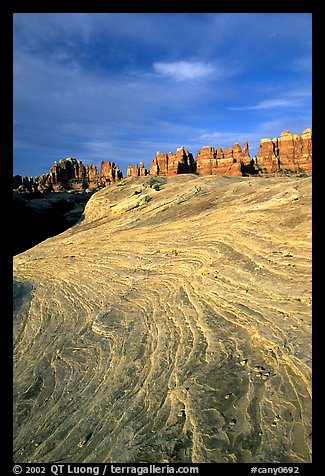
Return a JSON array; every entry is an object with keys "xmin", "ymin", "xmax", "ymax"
[
  {"xmin": 14, "ymin": 129, "xmax": 312, "ymax": 194},
  {"xmin": 13, "ymin": 158, "xmax": 122, "ymax": 194}
]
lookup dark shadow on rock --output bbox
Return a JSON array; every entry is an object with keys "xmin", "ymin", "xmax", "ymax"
[{"xmin": 12, "ymin": 191, "xmax": 94, "ymax": 256}]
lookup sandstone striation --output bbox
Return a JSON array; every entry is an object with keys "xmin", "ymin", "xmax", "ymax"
[{"xmin": 13, "ymin": 174, "xmax": 312, "ymax": 464}]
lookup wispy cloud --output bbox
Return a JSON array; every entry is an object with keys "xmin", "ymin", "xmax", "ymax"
[
  {"xmin": 13, "ymin": 13, "xmax": 312, "ymax": 177},
  {"xmin": 153, "ymin": 60, "xmax": 216, "ymax": 81},
  {"xmin": 229, "ymin": 98, "xmax": 301, "ymax": 111}
]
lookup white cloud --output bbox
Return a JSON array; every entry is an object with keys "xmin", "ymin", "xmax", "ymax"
[
  {"xmin": 13, "ymin": 13, "xmax": 312, "ymax": 177},
  {"xmin": 153, "ymin": 60, "xmax": 215, "ymax": 81},
  {"xmin": 229, "ymin": 98, "xmax": 301, "ymax": 111}
]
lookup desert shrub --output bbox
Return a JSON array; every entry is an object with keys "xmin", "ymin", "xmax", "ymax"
[
  {"xmin": 149, "ymin": 177, "xmax": 161, "ymax": 190},
  {"xmin": 152, "ymin": 182, "xmax": 160, "ymax": 191},
  {"xmin": 137, "ymin": 194, "xmax": 151, "ymax": 206}
]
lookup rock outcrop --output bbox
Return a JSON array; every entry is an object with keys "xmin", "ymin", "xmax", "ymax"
[
  {"xmin": 14, "ymin": 158, "xmax": 124, "ymax": 194},
  {"xmin": 167, "ymin": 147, "xmax": 196, "ymax": 175},
  {"xmin": 100, "ymin": 161, "xmax": 123, "ymax": 185},
  {"xmin": 47, "ymin": 158, "xmax": 100, "ymax": 190},
  {"xmin": 127, "ymin": 162, "xmax": 148, "ymax": 177},
  {"xmin": 254, "ymin": 138, "xmax": 279, "ymax": 174},
  {"xmin": 14, "ymin": 129, "xmax": 312, "ymax": 195},
  {"xmin": 255, "ymin": 129, "xmax": 312, "ymax": 175},
  {"xmin": 86, "ymin": 164, "xmax": 100, "ymax": 189},
  {"xmin": 13, "ymin": 174, "xmax": 312, "ymax": 463},
  {"xmin": 147, "ymin": 130, "xmax": 311, "ymax": 178},
  {"xmin": 13, "ymin": 158, "xmax": 101, "ymax": 193},
  {"xmin": 196, "ymin": 146, "xmax": 234, "ymax": 176},
  {"xmin": 149, "ymin": 147, "xmax": 195, "ymax": 176},
  {"xmin": 195, "ymin": 141, "xmax": 253, "ymax": 177},
  {"xmin": 149, "ymin": 152, "xmax": 169, "ymax": 176}
]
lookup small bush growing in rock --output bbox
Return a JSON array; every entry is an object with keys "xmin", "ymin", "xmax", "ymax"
[{"xmin": 148, "ymin": 177, "xmax": 161, "ymax": 191}]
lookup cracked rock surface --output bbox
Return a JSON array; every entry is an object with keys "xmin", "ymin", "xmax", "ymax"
[{"xmin": 13, "ymin": 175, "xmax": 312, "ymax": 463}]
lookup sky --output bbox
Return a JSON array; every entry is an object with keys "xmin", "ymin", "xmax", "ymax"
[{"xmin": 13, "ymin": 13, "xmax": 312, "ymax": 178}]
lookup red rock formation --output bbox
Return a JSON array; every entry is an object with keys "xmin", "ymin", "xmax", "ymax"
[
  {"xmin": 149, "ymin": 148, "xmax": 194, "ymax": 176},
  {"xmin": 278, "ymin": 131, "xmax": 296, "ymax": 172},
  {"xmin": 75, "ymin": 160, "xmax": 86, "ymax": 179},
  {"xmin": 49, "ymin": 161, "xmax": 59, "ymax": 183},
  {"xmin": 196, "ymin": 142, "xmax": 251, "ymax": 176},
  {"xmin": 300, "ymin": 128, "xmax": 312, "ymax": 173},
  {"xmin": 149, "ymin": 152, "xmax": 169, "ymax": 176},
  {"xmin": 86, "ymin": 165, "xmax": 100, "ymax": 189},
  {"xmin": 243, "ymin": 140, "xmax": 250, "ymax": 164},
  {"xmin": 127, "ymin": 162, "xmax": 148, "ymax": 178},
  {"xmin": 58, "ymin": 158, "xmax": 75, "ymax": 182},
  {"xmin": 255, "ymin": 129, "xmax": 312, "ymax": 175},
  {"xmin": 278, "ymin": 129, "xmax": 312, "ymax": 173},
  {"xmin": 127, "ymin": 164, "xmax": 139, "ymax": 177},
  {"xmin": 47, "ymin": 158, "xmax": 89, "ymax": 190},
  {"xmin": 15, "ymin": 158, "xmax": 101, "ymax": 193},
  {"xmin": 167, "ymin": 147, "xmax": 195, "ymax": 176},
  {"xmin": 223, "ymin": 147, "xmax": 233, "ymax": 160},
  {"xmin": 215, "ymin": 158, "xmax": 242, "ymax": 176},
  {"xmin": 215, "ymin": 147, "xmax": 224, "ymax": 160},
  {"xmin": 255, "ymin": 138, "xmax": 279, "ymax": 173},
  {"xmin": 139, "ymin": 161, "xmax": 147, "ymax": 176},
  {"xmin": 13, "ymin": 129, "xmax": 312, "ymax": 194},
  {"xmin": 100, "ymin": 161, "xmax": 123, "ymax": 185},
  {"xmin": 195, "ymin": 146, "xmax": 217, "ymax": 176}
]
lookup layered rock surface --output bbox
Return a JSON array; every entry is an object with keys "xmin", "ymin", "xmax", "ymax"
[
  {"xmin": 195, "ymin": 142, "xmax": 251, "ymax": 177},
  {"xmin": 127, "ymin": 162, "xmax": 148, "ymax": 177},
  {"xmin": 14, "ymin": 130, "xmax": 312, "ymax": 195},
  {"xmin": 255, "ymin": 129, "xmax": 312, "ymax": 175},
  {"xmin": 14, "ymin": 174, "xmax": 312, "ymax": 463},
  {"xmin": 100, "ymin": 161, "xmax": 123, "ymax": 185},
  {"xmin": 149, "ymin": 147, "xmax": 195, "ymax": 176},
  {"xmin": 148, "ymin": 130, "xmax": 312, "ymax": 178},
  {"xmin": 14, "ymin": 159, "xmax": 123, "ymax": 194},
  {"xmin": 44, "ymin": 158, "xmax": 101, "ymax": 191}
]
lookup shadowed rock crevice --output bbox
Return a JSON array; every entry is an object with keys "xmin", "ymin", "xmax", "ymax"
[{"xmin": 13, "ymin": 191, "xmax": 94, "ymax": 255}]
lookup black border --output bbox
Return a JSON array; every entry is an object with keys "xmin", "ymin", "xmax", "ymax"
[{"xmin": 3, "ymin": 1, "xmax": 318, "ymax": 473}]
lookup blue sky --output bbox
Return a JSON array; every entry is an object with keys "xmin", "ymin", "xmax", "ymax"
[{"xmin": 13, "ymin": 13, "xmax": 312, "ymax": 178}]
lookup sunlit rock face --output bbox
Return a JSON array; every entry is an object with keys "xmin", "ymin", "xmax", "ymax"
[
  {"xmin": 255, "ymin": 130, "xmax": 312, "ymax": 175},
  {"xmin": 195, "ymin": 142, "xmax": 250, "ymax": 177},
  {"xmin": 149, "ymin": 147, "xmax": 195, "ymax": 176},
  {"xmin": 100, "ymin": 161, "xmax": 123, "ymax": 185},
  {"xmin": 127, "ymin": 162, "xmax": 148, "ymax": 178},
  {"xmin": 14, "ymin": 174, "xmax": 312, "ymax": 464}
]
